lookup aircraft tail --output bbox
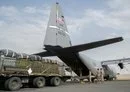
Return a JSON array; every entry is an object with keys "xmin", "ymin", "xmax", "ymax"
[
  {"xmin": 36, "ymin": 2, "xmax": 123, "ymax": 57},
  {"xmin": 44, "ymin": 2, "xmax": 71, "ymax": 48}
]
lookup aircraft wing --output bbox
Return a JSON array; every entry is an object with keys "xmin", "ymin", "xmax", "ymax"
[{"xmin": 101, "ymin": 58, "xmax": 130, "ymax": 65}]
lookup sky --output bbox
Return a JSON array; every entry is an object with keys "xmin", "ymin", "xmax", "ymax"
[{"xmin": 0, "ymin": 0, "xmax": 130, "ymax": 74}]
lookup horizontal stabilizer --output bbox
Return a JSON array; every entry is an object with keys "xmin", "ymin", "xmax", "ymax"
[
  {"xmin": 34, "ymin": 51, "xmax": 56, "ymax": 57},
  {"xmin": 34, "ymin": 37, "xmax": 123, "ymax": 57},
  {"xmin": 61, "ymin": 37, "xmax": 123, "ymax": 53}
]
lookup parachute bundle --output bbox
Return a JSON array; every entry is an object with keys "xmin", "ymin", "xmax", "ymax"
[
  {"xmin": 0, "ymin": 49, "xmax": 42, "ymax": 61},
  {"xmin": 43, "ymin": 59, "xmax": 58, "ymax": 64},
  {"xmin": 0, "ymin": 49, "xmax": 60, "ymax": 62},
  {"xmin": 29, "ymin": 55, "xmax": 42, "ymax": 61},
  {"xmin": 0, "ymin": 49, "xmax": 17, "ymax": 58},
  {"xmin": 17, "ymin": 53, "xmax": 29, "ymax": 59}
]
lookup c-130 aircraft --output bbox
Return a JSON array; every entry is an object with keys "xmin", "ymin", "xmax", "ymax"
[{"xmin": 35, "ymin": 2, "xmax": 123, "ymax": 78}]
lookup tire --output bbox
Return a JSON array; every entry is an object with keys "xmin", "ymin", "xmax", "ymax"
[
  {"xmin": 4, "ymin": 77, "xmax": 22, "ymax": 91},
  {"xmin": 50, "ymin": 77, "xmax": 61, "ymax": 86},
  {"xmin": 33, "ymin": 77, "xmax": 45, "ymax": 88}
]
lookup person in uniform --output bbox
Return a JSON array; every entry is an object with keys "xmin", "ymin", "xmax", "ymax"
[
  {"xmin": 96, "ymin": 68, "xmax": 101, "ymax": 82},
  {"xmin": 100, "ymin": 68, "xmax": 104, "ymax": 82}
]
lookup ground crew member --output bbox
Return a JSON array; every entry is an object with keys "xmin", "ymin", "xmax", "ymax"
[
  {"xmin": 100, "ymin": 68, "xmax": 104, "ymax": 82},
  {"xmin": 96, "ymin": 68, "xmax": 101, "ymax": 82}
]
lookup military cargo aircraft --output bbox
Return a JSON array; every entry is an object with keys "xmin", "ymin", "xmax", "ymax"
[{"xmin": 35, "ymin": 2, "xmax": 123, "ymax": 78}]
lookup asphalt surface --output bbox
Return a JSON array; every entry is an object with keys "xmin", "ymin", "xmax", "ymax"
[{"xmin": 0, "ymin": 81, "xmax": 130, "ymax": 92}]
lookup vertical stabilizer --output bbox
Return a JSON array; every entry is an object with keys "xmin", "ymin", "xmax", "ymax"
[{"xmin": 44, "ymin": 2, "xmax": 71, "ymax": 48}]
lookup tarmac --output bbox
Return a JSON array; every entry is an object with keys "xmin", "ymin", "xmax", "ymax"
[
  {"xmin": 0, "ymin": 80, "xmax": 130, "ymax": 92},
  {"xmin": 116, "ymin": 74, "xmax": 130, "ymax": 80}
]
